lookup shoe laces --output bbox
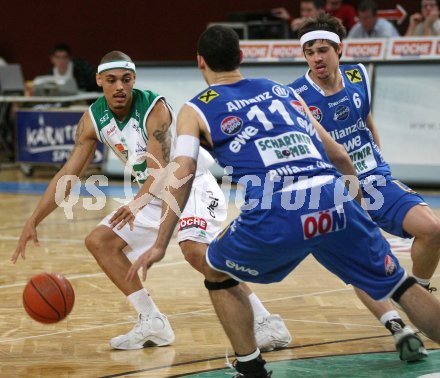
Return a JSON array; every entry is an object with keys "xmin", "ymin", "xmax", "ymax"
[
  {"xmin": 254, "ymin": 316, "xmax": 270, "ymax": 332},
  {"xmin": 131, "ymin": 313, "xmax": 154, "ymax": 336},
  {"xmin": 428, "ymin": 285, "xmax": 437, "ymax": 293}
]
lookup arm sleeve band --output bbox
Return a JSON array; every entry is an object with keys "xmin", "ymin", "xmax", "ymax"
[{"xmin": 174, "ymin": 135, "xmax": 200, "ymax": 160}]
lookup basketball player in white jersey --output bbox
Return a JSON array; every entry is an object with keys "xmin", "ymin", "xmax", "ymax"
[{"xmin": 12, "ymin": 51, "xmax": 291, "ymax": 351}]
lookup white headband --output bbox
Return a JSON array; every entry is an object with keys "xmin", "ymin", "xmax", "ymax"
[
  {"xmin": 300, "ymin": 31, "xmax": 341, "ymax": 47},
  {"xmin": 97, "ymin": 61, "xmax": 136, "ymax": 74}
]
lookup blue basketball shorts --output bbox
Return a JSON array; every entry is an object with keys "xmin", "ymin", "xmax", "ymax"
[
  {"xmin": 361, "ymin": 174, "xmax": 427, "ymax": 238},
  {"xmin": 206, "ymin": 176, "xmax": 406, "ymax": 300}
]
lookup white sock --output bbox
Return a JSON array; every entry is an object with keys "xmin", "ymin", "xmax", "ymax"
[
  {"xmin": 236, "ymin": 348, "xmax": 261, "ymax": 361},
  {"xmin": 413, "ymin": 275, "xmax": 431, "ymax": 287},
  {"xmin": 248, "ymin": 293, "xmax": 270, "ymax": 319},
  {"xmin": 379, "ymin": 310, "xmax": 401, "ymax": 326},
  {"xmin": 127, "ymin": 288, "xmax": 160, "ymax": 315}
]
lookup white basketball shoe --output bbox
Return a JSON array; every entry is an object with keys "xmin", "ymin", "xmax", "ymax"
[
  {"xmin": 254, "ymin": 314, "xmax": 292, "ymax": 352},
  {"xmin": 110, "ymin": 312, "xmax": 175, "ymax": 350}
]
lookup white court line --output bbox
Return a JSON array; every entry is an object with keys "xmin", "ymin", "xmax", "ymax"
[
  {"xmin": 282, "ymin": 318, "xmax": 385, "ymax": 329},
  {"xmin": 0, "ymin": 286, "xmax": 370, "ymax": 344},
  {"xmin": 1, "ymin": 235, "xmax": 161, "ymax": 243},
  {"xmin": 0, "ymin": 259, "xmax": 185, "ymax": 290},
  {"xmin": 0, "ymin": 235, "xmax": 181, "ymax": 247},
  {"xmin": 0, "ymin": 236, "xmax": 85, "ymax": 243}
]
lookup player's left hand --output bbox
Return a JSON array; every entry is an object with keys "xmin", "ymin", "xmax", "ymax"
[
  {"xmin": 126, "ymin": 246, "xmax": 166, "ymax": 282},
  {"xmin": 109, "ymin": 205, "xmax": 136, "ymax": 230}
]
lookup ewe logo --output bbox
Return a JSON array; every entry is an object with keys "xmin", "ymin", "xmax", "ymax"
[
  {"xmin": 226, "ymin": 260, "xmax": 259, "ymax": 276},
  {"xmin": 272, "ymin": 85, "xmax": 290, "ymax": 98},
  {"xmin": 221, "ymin": 116, "xmax": 243, "ymax": 135}
]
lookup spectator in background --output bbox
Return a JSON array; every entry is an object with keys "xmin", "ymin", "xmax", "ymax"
[
  {"xmin": 50, "ymin": 43, "xmax": 100, "ymax": 92},
  {"xmin": 325, "ymin": 0, "xmax": 356, "ymax": 31},
  {"xmin": 272, "ymin": 0, "xmax": 325, "ymax": 38},
  {"xmin": 405, "ymin": 0, "xmax": 440, "ymax": 36},
  {"xmin": 348, "ymin": 0, "xmax": 400, "ymax": 38}
]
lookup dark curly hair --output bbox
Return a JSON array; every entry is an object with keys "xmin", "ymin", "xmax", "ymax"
[{"xmin": 298, "ymin": 13, "xmax": 347, "ymax": 56}]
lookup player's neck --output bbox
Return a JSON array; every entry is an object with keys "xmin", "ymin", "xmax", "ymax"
[
  {"xmin": 310, "ymin": 69, "xmax": 343, "ymax": 96},
  {"xmin": 110, "ymin": 98, "xmax": 133, "ymax": 122},
  {"xmin": 209, "ymin": 71, "xmax": 244, "ymax": 86},
  {"xmin": 110, "ymin": 107, "xmax": 130, "ymax": 122}
]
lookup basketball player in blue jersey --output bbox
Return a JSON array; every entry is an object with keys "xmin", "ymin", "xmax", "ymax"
[
  {"xmin": 11, "ymin": 51, "xmax": 291, "ymax": 352},
  {"xmin": 289, "ymin": 12, "xmax": 440, "ymax": 361},
  {"xmin": 127, "ymin": 26, "xmax": 440, "ymax": 378}
]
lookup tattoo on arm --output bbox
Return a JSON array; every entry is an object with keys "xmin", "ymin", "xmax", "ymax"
[
  {"xmin": 71, "ymin": 118, "xmax": 86, "ymax": 155},
  {"xmin": 153, "ymin": 122, "xmax": 171, "ymax": 163}
]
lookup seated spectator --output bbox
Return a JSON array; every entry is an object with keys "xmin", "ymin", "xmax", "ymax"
[
  {"xmin": 271, "ymin": 0, "xmax": 325, "ymax": 38},
  {"xmin": 49, "ymin": 43, "xmax": 100, "ymax": 92},
  {"xmin": 348, "ymin": 0, "xmax": 400, "ymax": 38},
  {"xmin": 325, "ymin": 0, "xmax": 356, "ymax": 31},
  {"xmin": 405, "ymin": 0, "xmax": 440, "ymax": 36}
]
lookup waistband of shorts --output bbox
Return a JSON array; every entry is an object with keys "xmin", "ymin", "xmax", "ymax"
[{"xmin": 278, "ymin": 175, "xmax": 336, "ymax": 193}]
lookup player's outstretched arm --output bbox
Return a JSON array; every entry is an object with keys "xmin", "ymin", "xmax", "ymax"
[
  {"xmin": 109, "ymin": 99, "xmax": 173, "ymax": 230},
  {"xmin": 126, "ymin": 104, "xmax": 201, "ymax": 281},
  {"xmin": 294, "ymin": 92, "xmax": 363, "ymax": 203},
  {"xmin": 11, "ymin": 112, "xmax": 98, "ymax": 263}
]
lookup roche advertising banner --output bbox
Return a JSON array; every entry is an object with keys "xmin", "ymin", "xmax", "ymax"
[{"xmin": 16, "ymin": 110, "xmax": 104, "ymax": 164}]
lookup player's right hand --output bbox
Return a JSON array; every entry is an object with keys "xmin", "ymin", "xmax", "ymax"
[
  {"xmin": 125, "ymin": 246, "xmax": 166, "ymax": 282},
  {"xmin": 11, "ymin": 219, "xmax": 40, "ymax": 264}
]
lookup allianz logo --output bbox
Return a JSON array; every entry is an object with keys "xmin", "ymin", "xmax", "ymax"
[{"xmin": 225, "ymin": 260, "xmax": 259, "ymax": 276}]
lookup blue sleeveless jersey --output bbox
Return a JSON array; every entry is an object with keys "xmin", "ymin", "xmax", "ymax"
[
  {"xmin": 187, "ymin": 78, "xmax": 338, "ymax": 198},
  {"xmin": 289, "ymin": 64, "xmax": 391, "ymax": 180},
  {"xmin": 196, "ymin": 79, "xmax": 406, "ymax": 293}
]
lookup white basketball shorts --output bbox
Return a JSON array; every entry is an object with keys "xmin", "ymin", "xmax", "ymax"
[{"xmin": 98, "ymin": 170, "xmax": 227, "ymax": 262}]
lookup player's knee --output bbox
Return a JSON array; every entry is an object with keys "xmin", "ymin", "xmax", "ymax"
[
  {"xmin": 84, "ymin": 231, "xmax": 99, "ymax": 255},
  {"xmin": 84, "ymin": 228, "xmax": 108, "ymax": 256},
  {"xmin": 427, "ymin": 218, "xmax": 440, "ymax": 246},
  {"xmin": 181, "ymin": 249, "xmax": 202, "ymax": 271},
  {"xmin": 412, "ymin": 214, "xmax": 440, "ymax": 246},
  {"xmin": 180, "ymin": 241, "xmax": 207, "ymax": 273}
]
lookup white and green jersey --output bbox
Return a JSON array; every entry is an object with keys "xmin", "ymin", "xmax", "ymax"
[{"xmin": 89, "ymin": 88, "xmax": 170, "ymax": 184}]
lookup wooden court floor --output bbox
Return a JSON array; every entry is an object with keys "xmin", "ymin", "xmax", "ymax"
[{"xmin": 0, "ymin": 166, "xmax": 439, "ymax": 377}]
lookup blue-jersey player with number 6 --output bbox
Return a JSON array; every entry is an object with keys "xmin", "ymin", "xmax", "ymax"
[{"xmin": 289, "ymin": 12, "xmax": 440, "ymax": 362}]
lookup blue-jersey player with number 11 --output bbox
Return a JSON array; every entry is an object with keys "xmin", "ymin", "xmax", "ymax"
[
  {"xmin": 127, "ymin": 25, "xmax": 440, "ymax": 378},
  {"xmin": 289, "ymin": 12, "xmax": 440, "ymax": 362}
]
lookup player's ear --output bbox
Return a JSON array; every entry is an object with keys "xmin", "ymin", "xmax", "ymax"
[
  {"xmin": 337, "ymin": 43, "xmax": 343, "ymax": 56},
  {"xmin": 197, "ymin": 54, "xmax": 205, "ymax": 69},
  {"xmin": 96, "ymin": 73, "xmax": 102, "ymax": 87}
]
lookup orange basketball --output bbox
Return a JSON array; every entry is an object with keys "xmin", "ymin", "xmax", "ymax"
[{"xmin": 23, "ymin": 272, "xmax": 75, "ymax": 324}]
